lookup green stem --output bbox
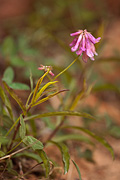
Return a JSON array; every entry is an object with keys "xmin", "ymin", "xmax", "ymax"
[
  {"xmin": 7, "ymin": 140, "xmax": 23, "ymax": 154},
  {"xmin": 53, "ymin": 56, "xmax": 79, "ymax": 81},
  {"xmin": 5, "ymin": 116, "xmax": 20, "ymax": 137}
]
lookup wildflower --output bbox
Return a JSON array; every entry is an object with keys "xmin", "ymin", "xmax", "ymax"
[
  {"xmin": 38, "ymin": 65, "xmax": 54, "ymax": 76},
  {"xmin": 70, "ymin": 29, "xmax": 101, "ymax": 62}
]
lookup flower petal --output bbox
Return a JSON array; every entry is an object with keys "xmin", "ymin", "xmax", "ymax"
[
  {"xmin": 70, "ymin": 30, "xmax": 83, "ymax": 36},
  {"xmin": 71, "ymin": 33, "xmax": 83, "ymax": 52},
  {"xmin": 69, "ymin": 37, "xmax": 77, "ymax": 47},
  {"xmin": 87, "ymin": 33, "xmax": 101, "ymax": 44},
  {"xmin": 76, "ymin": 48, "xmax": 83, "ymax": 55},
  {"xmin": 82, "ymin": 51, "xmax": 88, "ymax": 63}
]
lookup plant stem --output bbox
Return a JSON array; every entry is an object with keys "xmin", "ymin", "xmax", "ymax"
[{"xmin": 53, "ymin": 56, "xmax": 79, "ymax": 81}]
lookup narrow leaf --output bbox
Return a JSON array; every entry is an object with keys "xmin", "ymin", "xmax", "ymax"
[
  {"xmin": 19, "ymin": 114, "xmax": 26, "ymax": 139},
  {"xmin": 24, "ymin": 111, "xmax": 96, "ymax": 121},
  {"xmin": 72, "ymin": 160, "xmax": 82, "ymax": 180},
  {"xmin": 32, "ymin": 89, "xmax": 67, "ymax": 107},
  {"xmin": 31, "ymin": 71, "xmax": 49, "ymax": 104},
  {"xmin": 49, "ymin": 141, "xmax": 70, "ymax": 174},
  {"xmin": 3, "ymin": 81, "xmax": 26, "ymax": 114},
  {"xmin": 34, "ymin": 81, "xmax": 58, "ymax": 102},
  {"xmin": 15, "ymin": 152, "xmax": 42, "ymax": 163},
  {"xmin": 23, "ymin": 136, "xmax": 43, "ymax": 150},
  {"xmin": 37, "ymin": 150, "xmax": 50, "ymax": 177},
  {"xmin": 53, "ymin": 134, "xmax": 93, "ymax": 144},
  {"xmin": 0, "ymin": 86, "xmax": 13, "ymax": 119},
  {"xmin": 63, "ymin": 126, "xmax": 114, "ymax": 159}
]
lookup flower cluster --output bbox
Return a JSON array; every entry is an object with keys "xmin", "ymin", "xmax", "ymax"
[
  {"xmin": 38, "ymin": 65, "xmax": 54, "ymax": 76},
  {"xmin": 70, "ymin": 29, "xmax": 101, "ymax": 62}
]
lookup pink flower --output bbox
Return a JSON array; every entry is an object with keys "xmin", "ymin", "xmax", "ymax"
[
  {"xmin": 38, "ymin": 65, "xmax": 54, "ymax": 76},
  {"xmin": 70, "ymin": 29, "xmax": 101, "ymax": 62}
]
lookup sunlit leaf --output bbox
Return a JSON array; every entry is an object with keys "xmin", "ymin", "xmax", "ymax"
[
  {"xmin": 34, "ymin": 81, "xmax": 58, "ymax": 102},
  {"xmin": 37, "ymin": 150, "xmax": 50, "ymax": 177},
  {"xmin": 2, "ymin": 67, "xmax": 14, "ymax": 84},
  {"xmin": 24, "ymin": 111, "xmax": 96, "ymax": 121},
  {"xmin": 72, "ymin": 160, "xmax": 82, "ymax": 180},
  {"xmin": 23, "ymin": 136, "xmax": 43, "ymax": 150},
  {"xmin": 19, "ymin": 115, "xmax": 26, "ymax": 139},
  {"xmin": 3, "ymin": 82, "xmax": 26, "ymax": 114},
  {"xmin": 49, "ymin": 141, "xmax": 70, "ymax": 174},
  {"xmin": 31, "ymin": 71, "xmax": 49, "ymax": 104},
  {"xmin": 62, "ymin": 126, "xmax": 114, "ymax": 159},
  {"xmin": 32, "ymin": 89, "xmax": 68, "ymax": 107},
  {"xmin": 9, "ymin": 82, "xmax": 30, "ymax": 90}
]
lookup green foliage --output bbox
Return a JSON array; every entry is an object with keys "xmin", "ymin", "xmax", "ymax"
[
  {"xmin": 37, "ymin": 150, "xmax": 50, "ymax": 177},
  {"xmin": 72, "ymin": 160, "xmax": 82, "ymax": 180},
  {"xmin": 2, "ymin": 67, "xmax": 30, "ymax": 90},
  {"xmin": 49, "ymin": 141, "xmax": 70, "ymax": 174},
  {"xmin": 19, "ymin": 115, "xmax": 26, "ymax": 140},
  {"xmin": 62, "ymin": 126, "xmax": 114, "ymax": 159},
  {"xmin": 23, "ymin": 136, "xmax": 43, "ymax": 150}
]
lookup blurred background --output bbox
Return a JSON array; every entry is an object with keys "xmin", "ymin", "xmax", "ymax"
[{"xmin": 0, "ymin": 0, "xmax": 120, "ymax": 180}]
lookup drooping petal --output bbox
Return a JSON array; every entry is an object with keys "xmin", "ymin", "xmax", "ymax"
[
  {"xmin": 86, "ymin": 40, "xmax": 94, "ymax": 58},
  {"xmin": 81, "ymin": 36, "xmax": 86, "ymax": 51},
  {"xmin": 71, "ymin": 33, "xmax": 83, "ymax": 52},
  {"xmin": 69, "ymin": 37, "xmax": 78, "ymax": 47},
  {"xmin": 82, "ymin": 51, "xmax": 88, "ymax": 63},
  {"xmin": 87, "ymin": 33, "xmax": 101, "ymax": 44},
  {"xmin": 76, "ymin": 48, "xmax": 83, "ymax": 55},
  {"xmin": 70, "ymin": 30, "xmax": 83, "ymax": 36},
  {"xmin": 90, "ymin": 43, "xmax": 98, "ymax": 56}
]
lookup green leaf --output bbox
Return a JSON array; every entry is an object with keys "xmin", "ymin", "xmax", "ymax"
[
  {"xmin": 72, "ymin": 160, "xmax": 82, "ymax": 180},
  {"xmin": 34, "ymin": 81, "xmax": 58, "ymax": 102},
  {"xmin": 23, "ymin": 136, "xmax": 43, "ymax": 150},
  {"xmin": 19, "ymin": 115, "xmax": 26, "ymax": 139},
  {"xmin": 2, "ymin": 36, "xmax": 16, "ymax": 56},
  {"xmin": 63, "ymin": 126, "xmax": 114, "ymax": 159},
  {"xmin": 2, "ymin": 115, "xmax": 13, "ymax": 128},
  {"xmin": 24, "ymin": 111, "xmax": 96, "ymax": 121},
  {"xmin": 92, "ymin": 83, "xmax": 120, "ymax": 94},
  {"xmin": 0, "ymin": 86, "xmax": 13, "ymax": 119},
  {"xmin": 37, "ymin": 150, "xmax": 50, "ymax": 177},
  {"xmin": 53, "ymin": 134, "xmax": 93, "ymax": 144},
  {"xmin": 9, "ymin": 82, "xmax": 30, "ymax": 90},
  {"xmin": 2, "ymin": 67, "xmax": 14, "ymax": 84},
  {"xmin": 31, "ymin": 71, "xmax": 49, "ymax": 104},
  {"xmin": 49, "ymin": 141, "xmax": 70, "ymax": 174},
  {"xmin": 0, "ymin": 136, "xmax": 9, "ymax": 144},
  {"xmin": 3, "ymin": 81, "xmax": 26, "ymax": 114},
  {"xmin": 32, "ymin": 89, "xmax": 67, "ymax": 107},
  {"xmin": 14, "ymin": 152, "xmax": 42, "ymax": 163},
  {"xmin": 109, "ymin": 126, "xmax": 120, "ymax": 138},
  {"xmin": 10, "ymin": 56, "xmax": 26, "ymax": 67},
  {"xmin": 0, "ymin": 151, "xmax": 5, "ymax": 157}
]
